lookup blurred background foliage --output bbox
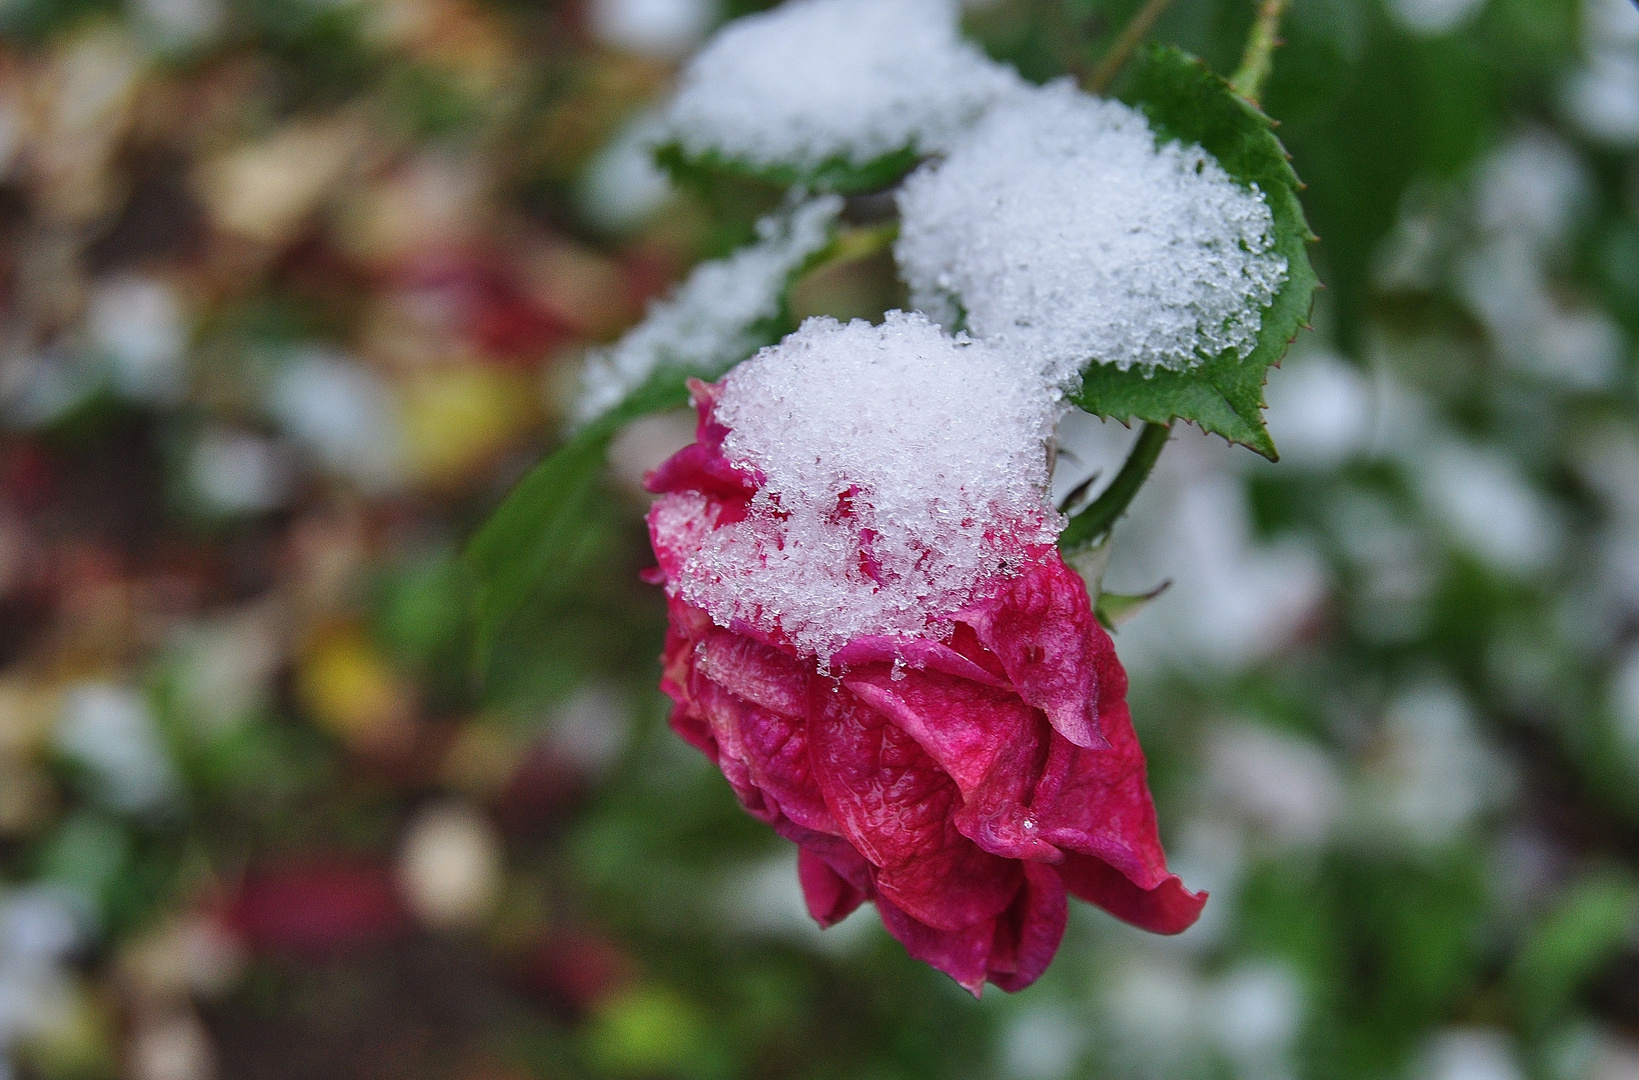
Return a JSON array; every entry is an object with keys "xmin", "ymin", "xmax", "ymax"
[{"xmin": 0, "ymin": 0, "xmax": 1635, "ymax": 1077}]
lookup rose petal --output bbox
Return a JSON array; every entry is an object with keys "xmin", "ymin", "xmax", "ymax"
[
  {"xmin": 644, "ymin": 442, "xmax": 758, "ymax": 503},
  {"xmin": 809, "ymin": 684, "xmax": 1020, "ymax": 930},
  {"xmin": 697, "ymin": 628, "xmax": 810, "ymax": 717},
  {"xmin": 843, "ymin": 668, "xmax": 1060, "ymax": 862},
  {"xmin": 736, "ymin": 703, "xmax": 837, "ymax": 834},
  {"xmin": 689, "ymin": 675, "xmax": 780, "ymax": 823},
  {"xmin": 1057, "ymin": 852, "xmax": 1205, "ymax": 935},
  {"xmin": 875, "ymin": 894, "xmax": 997, "ymax": 998},
  {"xmin": 1031, "ymin": 700, "xmax": 1170, "ymax": 886},
  {"xmin": 841, "ymin": 669, "xmax": 1023, "ymax": 793},
  {"xmin": 798, "ymin": 847, "xmax": 867, "ymax": 927},
  {"xmin": 832, "ymin": 636, "xmax": 1009, "ymax": 688},
  {"xmin": 958, "ymin": 552, "xmax": 1108, "ymax": 749},
  {"xmin": 988, "ymin": 861, "xmax": 1068, "ymax": 992}
]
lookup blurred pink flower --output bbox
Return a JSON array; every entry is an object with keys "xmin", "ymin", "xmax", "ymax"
[{"xmin": 643, "ymin": 384, "xmax": 1204, "ymax": 995}]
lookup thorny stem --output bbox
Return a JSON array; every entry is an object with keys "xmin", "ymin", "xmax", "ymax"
[
  {"xmin": 1083, "ymin": 0, "xmax": 1177, "ymax": 94},
  {"xmin": 1229, "ymin": 0, "xmax": 1290, "ymax": 103},
  {"xmin": 1058, "ymin": 422, "xmax": 1170, "ymax": 553}
]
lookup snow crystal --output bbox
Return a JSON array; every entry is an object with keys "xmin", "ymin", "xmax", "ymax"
[
  {"xmin": 573, "ymin": 196, "xmax": 841, "ymax": 425},
  {"xmin": 896, "ymin": 81, "xmax": 1287, "ymax": 383},
  {"xmin": 674, "ymin": 310, "xmax": 1061, "ymax": 661},
  {"xmin": 661, "ymin": 0, "xmax": 1021, "ymax": 173}
]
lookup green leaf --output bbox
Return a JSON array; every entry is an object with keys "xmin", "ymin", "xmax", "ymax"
[
  {"xmin": 1095, "ymin": 582, "xmax": 1171, "ymax": 631},
  {"xmin": 656, "ymin": 141, "xmax": 922, "ymax": 197},
  {"xmin": 1509, "ymin": 873, "xmax": 1639, "ymax": 1034},
  {"xmin": 465, "ymin": 374, "xmax": 691, "ymax": 662},
  {"xmin": 1070, "ymin": 45, "xmax": 1320, "ymax": 461}
]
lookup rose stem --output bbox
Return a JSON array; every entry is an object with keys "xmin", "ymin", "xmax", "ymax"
[
  {"xmin": 1229, "ymin": 0, "xmax": 1291, "ymax": 103},
  {"xmin": 1058, "ymin": 421, "xmax": 1170, "ymax": 553},
  {"xmin": 1083, "ymin": 0, "xmax": 1177, "ymax": 94}
]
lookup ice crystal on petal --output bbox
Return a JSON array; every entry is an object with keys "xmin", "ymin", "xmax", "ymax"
[
  {"xmin": 574, "ymin": 196, "xmax": 842, "ymax": 425},
  {"xmin": 662, "ymin": 0, "xmax": 1023, "ymax": 172},
  {"xmin": 896, "ymin": 81, "xmax": 1288, "ymax": 383},
  {"xmin": 676, "ymin": 311, "xmax": 1061, "ymax": 661}
]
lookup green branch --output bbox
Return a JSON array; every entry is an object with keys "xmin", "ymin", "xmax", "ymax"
[
  {"xmin": 1084, "ymin": 0, "xmax": 1177, "ymax": 94},
  {"xmin": 1229, "ymin": 0, "xmax": 1290, "ymax": 103},
  {"xmin": 1058, "ymin": 422, "xmax": 1170, "ymax": 553}
]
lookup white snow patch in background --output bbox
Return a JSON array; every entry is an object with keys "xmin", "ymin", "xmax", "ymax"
[
  {"xmin": 1564, "ymin": 0, "xmax": 1639, "ymax": 146},
  {"xmin": 86, "ymin": 275, "xmax": 188, "ymax": 404},
  {"xmin": 54, "ymin": 683, "xmax": 180, "ymax": 815},
  {"xmin": 1610, "ymin": 647, "xmax": 1639, "ymax": 758},
  {"xmin": 1417, "ymin": 1029, "xmax": 1526, "ymax": 1080},
  {"xmin": 1386, "ymin": 0, "xmax": 1486, "ymax": 37},
  {"xmin": 1415, "ymin": 440, "xmax": 1563, "ymax": 576},
  {"xmin": 897, "ymin": 80, "xmax": 1285, "ymax": 381},
  {"xmin": 1103, "ymin": 956, "xmax": 1205, "ymax": 1061},
  {"xmin": 662, "ymin": 0, "xmax": 1020, "ymax": 171},
  {"xmin": 587, "ymin": 0, "xmax": 719, "ymax": 59},
  {"xmin": 268, "ymin": 350, "xmax": 407, "ymax": 492},
  {"xmin": 1456, "ymin": 239, "xmax": 1624, "ymax": 391},
  {"xmin": 715, "ymin": 849, "xmax": 874, "ymax": 952},
  {"xmin": 396, "ymin": 801, "xmax": 503, "ymax": 929},
  {"xmin": 1353, "ymin": 681, "xmax": 1511, "ymax": 847},
  {"xmin": 1001, "ymin": 1005, "xmax": 1084, "ymax": 1080},
  {"xmin": 574, "ymin": 196, "xmax": 841, "ymax": 425},
  {"xmin": 1566, "ymin": 52, "xmax": 1639, "ymax": 146},
  {"xmin": 545, "ymin": 684, "xmax": 631, "ymax": 776},
  {"xmin": 1263, "ymin": 351, "xmax": 1374, "ymax": 467},
  {"xmin": 0, "ymin": 886, "xmax": 83, "ymax": 1064},
  {"xmin": 1207, "ymin": 960, "xmax": 1304, "ymax": 1071},
  {"xmin": 170, "ymin": 605, "xmax": 283, "ymax": 734},
  {"xmin": 606, "ymin": 408, "xmax": 698, "ymax": 492},
  {"xmin": 130, "ymin": 0, "xmax": 224, "ymax": 51},
  {"xmin": 1103, "ymin": 432, "xmax": 1327, "ymax": 672},
  {"xmin": 1206, "ymin": 723, "xmax": 1343, "ymax": 848},
  {"xmin": 1048, "ymin": 408, "xmax": 1142, "ymax": 511},
  {"xmin": 666, "ymin": 311, "xmax": 1060, "ymax": 661},
  {"xmin": 577, "ymin": 111, "xmax": 675, "ymax": 233},
  {"xmin": 1472, "ymin": 131, "xmax": 1590, "ymax": 253},
  {"xmin": 187, "ymin": 427, "xmax": 291, "ymax": 515},
  {"xmin": 1160, "ymin": 820, "xmax": 1247, "ymax": 952}
]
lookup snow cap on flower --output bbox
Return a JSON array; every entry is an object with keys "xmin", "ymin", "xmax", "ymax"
[
  {"xmin": 661, "ymin": 0, "xmax": 1023, "ymax": 171},
  {"xmin": 653, "ymin": 310, "xmax": 1062, "ymax": 663},
  {"xmin": 896, "ymin": 80, "xmax": 1287, "ymax": 382}
]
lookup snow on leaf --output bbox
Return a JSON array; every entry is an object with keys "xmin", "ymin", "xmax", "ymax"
[
  {"xmin": 574, "ymin": 196, "xmax": 843, "ymax": 426},
  {"xmin": 1071, "ymin": 46, "xmax": 1320, "ymax": 460},
  {"xmin": 896, "ymin": 77, "xmax": 1287, "ymax": 385},
  {"xmin": 657, "ymin": 0, "xmax": 1022, "ymax": 193}
]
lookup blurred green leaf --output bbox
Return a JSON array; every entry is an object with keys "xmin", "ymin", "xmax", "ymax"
[
  {"xmin": 1511, "ymin": 874, "xmax": 1639, "ymax": 1034},
  {"xmin": 1071, "ymin": 45, "xmax": 1319, "ymax": 460},
  {"xmin": 466, "ymin": 368, "xmax": 701, "ymax": 663},
  {"xmin": 1095, "ymin": 581, "xmax": 1172, "ymax": 630},
  {"xmin": 582, "ymin": 985, "xmax": 728, "ymax": 1080}
]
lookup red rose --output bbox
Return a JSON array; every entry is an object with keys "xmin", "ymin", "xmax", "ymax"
[{"xmin": 644, "ymin": 382, "xmax": 1203, "ymax": 995}]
